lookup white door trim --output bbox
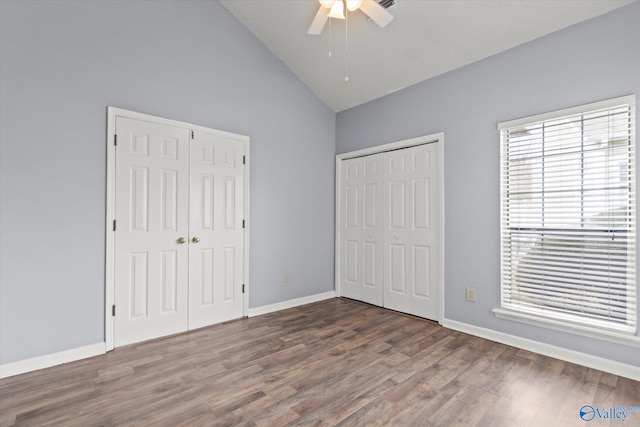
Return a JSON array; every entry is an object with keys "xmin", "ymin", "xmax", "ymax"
[
  {"xmin": 105, "ymin": 107, "xmax": 250, "ymax": 351},
  {"xmin": 335, "ymin": 133, "xmax": 445, "ymax": 323}
]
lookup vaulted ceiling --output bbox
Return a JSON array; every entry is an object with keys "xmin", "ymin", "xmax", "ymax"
[{"xmin": 220, "ymin": 0, "xmax": 637, "ymax": 112}]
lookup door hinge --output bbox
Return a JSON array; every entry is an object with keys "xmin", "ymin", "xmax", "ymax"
[
  {"xmin": 242, "ymin": 220, "xmax": 245, "ymax": 229},
  {"xmin": 112, "ymin": 305, "xmax": 116, "ymax": 316},
  {"xmin": 113, "ymin": 220, "xmax": 116, "ymax": 231},
  {"xmin": 191, "ymin": 131, "xmax": 194, "ymax": 139},
  {"xmin": 242, "ymin": 284, "xmax": 245, "ymax": 293},
  {"xmin": 243, "ymin": 155, "xmax": 246, "ymax": 165},
  {"xmin": 114, "ymin": 134, "xmax": 117, "ymax": 146}
]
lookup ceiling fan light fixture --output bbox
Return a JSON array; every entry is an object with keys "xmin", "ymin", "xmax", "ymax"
[
  {"xmin": 346, "ymin": 0, "xmax": 363, "ymax": 12},
  {"xmin": 319, "ymin": 0, "xmax": 335, "ymax": 8},
  {"xmin": 328, "ymin": 0, "xmax": 345, "ymax": 19}
]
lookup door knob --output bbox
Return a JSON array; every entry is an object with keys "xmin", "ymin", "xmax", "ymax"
[
  {"xmin": 177, "ymin": 237, "xmax": 186, "ymax": 244},
  {"xmin": 192, "ymin": 236, "xmax": 200, "ymax": 243}
]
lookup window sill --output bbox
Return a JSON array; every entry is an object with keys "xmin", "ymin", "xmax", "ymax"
[{"xmin": 492, "ymin": 307, "xmax": 640, "ymax": 348}]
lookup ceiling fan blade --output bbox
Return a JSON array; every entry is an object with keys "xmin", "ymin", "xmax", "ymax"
[
  {"xmin": 308, "ymin": 6, "xmax": 330, "ymax": 35},
  {"xmin": 359, "ymin": 0, "xmax": 393, "ymax": 28}
]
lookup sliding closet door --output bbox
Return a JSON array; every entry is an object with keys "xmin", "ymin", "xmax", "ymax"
[
  {"xmin": 339, "ymin": 155, "xmax": 384, "ymax": 306},
  {"xmin": 338, "ymin": 139, "xmax": 441, "ymax": 321},
  {"xmin": 383, "ymin": 143, "xmax": 440, "ymax": 319}
]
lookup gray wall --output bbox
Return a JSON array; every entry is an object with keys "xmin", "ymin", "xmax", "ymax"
[
  {"xmin": 336, "ymin": 2, "xmax": 640, "ymax": 366},
  {"xmin": 0, "ymin": 0, "xmax": 335, "ymax": 364}
]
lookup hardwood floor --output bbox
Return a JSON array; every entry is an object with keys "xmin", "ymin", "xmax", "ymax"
[{"xmin": 1, "ymin": 298, "xmax": 639, "ymax": 426}]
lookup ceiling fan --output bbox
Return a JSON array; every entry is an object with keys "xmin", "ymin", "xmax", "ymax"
[{"xmin": 308, "ymin": 0, "xmax": 394, "ymax": 35}]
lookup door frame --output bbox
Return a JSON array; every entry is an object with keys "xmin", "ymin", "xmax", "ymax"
[
  {"xmin": 334, "ymin": 132, "xmax": 445, "ymax": 323},
  {"xmin": 105, "ymin": 107, "xmax": 250, "ymax": 351}
]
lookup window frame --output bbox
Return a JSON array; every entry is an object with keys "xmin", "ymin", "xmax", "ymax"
[{"xmin": 494, "ymin": 95, "xmax": 639, "ymax": 347}]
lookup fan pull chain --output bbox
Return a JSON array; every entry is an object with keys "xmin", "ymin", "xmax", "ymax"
[
  {"xmin": 344, "ymin": 8, "xmax": 349, "ymax": 82},
  {"xmin": 328, "ymin": 18, "xmax": 332, "ymax": 58}
]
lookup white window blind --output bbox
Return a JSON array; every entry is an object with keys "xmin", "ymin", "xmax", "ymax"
[{"xmin": 499, "ymin": 96, "xmax": 637, "ymax": 335}]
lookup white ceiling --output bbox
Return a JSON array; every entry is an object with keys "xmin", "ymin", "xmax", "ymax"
[{"xmin": 220, "ymin": 0, "xmax": 637, "ymax": 112}]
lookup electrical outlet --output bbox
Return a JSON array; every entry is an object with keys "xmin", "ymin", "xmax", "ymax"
[
  {"xmin": 466, "ymin": 287, "xmax": 477, "ymax": 302},
  {"xmin": 284, "ymin": 273, "xmax": 291, "ymax": 283}
]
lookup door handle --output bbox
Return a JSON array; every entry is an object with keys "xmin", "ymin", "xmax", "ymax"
[
  {"xmin": 192, "ymin": 236, "xmax": 200, "ymax": 243},
  {"xmin": 177, "ymin": 237, "xmax": 186, "ymax": 244}
]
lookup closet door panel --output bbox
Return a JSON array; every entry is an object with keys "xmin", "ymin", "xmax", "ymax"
[
  {"xmin": 340, "ymin": 156, "xmax": 383, "ymax": 305},
  {"xmin": 383, "ymin": 144, "xmax": 440, "ymax": 320},
  {"xmin": 189, "ymin": 132, "xmax": 245, "ymax": 330},
  {"xmin": 361, "ymin": 155, "xmax": 384, "ymax": 303},
  {"xmin": 114, "ymin": 117, "xmax": 190, "ymax": 347}
]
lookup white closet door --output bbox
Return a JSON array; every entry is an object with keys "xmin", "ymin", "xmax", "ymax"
[
  {"xmin": 340, "ymin": 156, "xmax": 384, "ymax": 306},
  {"xmin": 114, "ymin": 117, "xmax": 190, "ymax": 346},
  {"xmin": 112, "ymin": 115, "xmax": 246, "ymax": 347},
  {"xmin": 383, "ymin": 143, "xmax": 440, "ymax": 320},
  {"xmin": 188, "ymin": 132, "xmax": 245, "ymax": 329}
]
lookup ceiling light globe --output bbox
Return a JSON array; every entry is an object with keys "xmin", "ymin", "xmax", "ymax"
[
  {"xmin": 319, "ymin": 0, "xmax": 335, "ymax": 8},
  {"xmin": 346, "ymin": 0, "xmax": 363, "ymax": 11},
  {"xmin": 328, "ymin": 0, "xmax": 345, "ymax": 19}
]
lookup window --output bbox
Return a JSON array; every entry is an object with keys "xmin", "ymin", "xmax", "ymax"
[{"xmin": 497, "ymin": 96, "xmax": 637, "ymax": 339}]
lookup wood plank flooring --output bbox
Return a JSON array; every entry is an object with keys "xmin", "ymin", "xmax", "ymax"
[{"xmin": 1, "ymin": 298, "xmax": 639, "ymax": 426}]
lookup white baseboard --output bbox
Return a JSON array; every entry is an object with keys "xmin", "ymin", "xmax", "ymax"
[
  {"xmin": 4, "ymin": 307, "xmax": 634, "ymax": 382},
  {"xmin": 0, "ymin": 293, "xmax": 337, "ymax": 379},
  {"xmin": 442, "ymin": 318, "xmax": 640, "ymax": 382},
  {"xmin": 0, "ymin": 343, "xmax": 105, "ymax": 379},
  {"xmin": 248, "ymin": 291, "xmax": 336, "ymax": 317}
]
